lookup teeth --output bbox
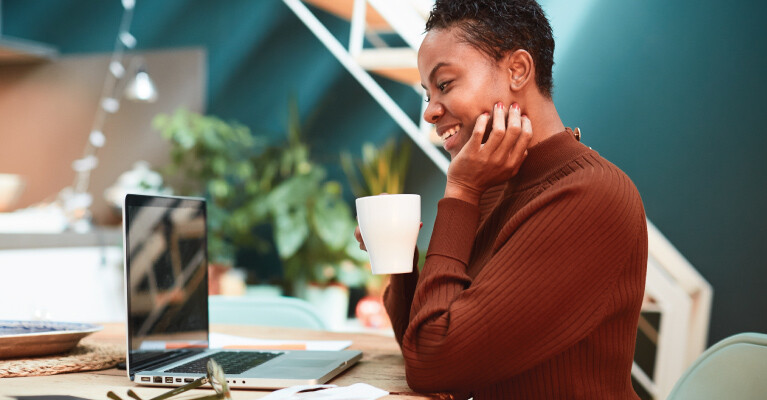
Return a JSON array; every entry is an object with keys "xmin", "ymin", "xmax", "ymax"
[{"xmin": 441, "ymin": 125, "xmax": 460, "ymax": 141}]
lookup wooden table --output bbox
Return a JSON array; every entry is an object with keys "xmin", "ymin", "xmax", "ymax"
[{"xmin": 0, "ymin": 323, "xmax": 443, "ymax": 399}]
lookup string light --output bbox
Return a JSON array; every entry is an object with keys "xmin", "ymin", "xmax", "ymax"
[
  {"xmin": 59, "ymin": 0, "xmax": 145, "ymax": 231},
  {"xmin": 89, "ymin": 130, "xmax": 106, "ymax": 148},
  {"xmin": 109, "ymin": 61, "xmax": 125, "ymax": 78},
  {"xmin": 124, "ymin": 66, "xmax": 158, "ymax": 102}
]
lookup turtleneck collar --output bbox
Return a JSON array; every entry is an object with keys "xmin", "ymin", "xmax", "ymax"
[{"xmin": 506, "ymin": 129, "xmax": 591, "ymax": 192}]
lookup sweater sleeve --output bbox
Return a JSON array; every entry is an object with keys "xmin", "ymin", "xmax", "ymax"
[
  {"xmin": 400, "ymin": 173, "xmax": 643, "ymax": 393},
  {"xmin": 383, "ymin": 248, "xmax": 420, "ymax": 348}
]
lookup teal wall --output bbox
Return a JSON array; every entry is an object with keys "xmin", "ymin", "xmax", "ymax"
[
  {"xmin": 541, "ymin": 0, "xmax": 767, "ymax": 346},
  {"xmin": 5, "ymin": 0, "xmax": 766, "ymax": 345}
]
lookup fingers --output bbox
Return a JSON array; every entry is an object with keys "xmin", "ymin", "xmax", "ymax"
[
  {"xmin": 467, "ymin": 112, "xmax": 490, "ymax": 151},
  {"xmin": 354, "ymin": 226, "xmax": 366, "ymax": 251},
  {"xmin": 495, "ymin": 102, "xmax": 522, "ymax": 157},
  {"xmin": 483, "ymin": 102, "xmax": 507, "ymax": 150},
  {"xmin": 507, "ymin": 115, "xmax": 533, "ymax": 172},
  {"xmin": 507, "ymin": 103, "xmax": 522, "ymax": 140}
]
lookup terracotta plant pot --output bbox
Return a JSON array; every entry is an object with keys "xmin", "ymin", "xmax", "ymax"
[{"xmin": 208, "ymin": 263, "xmax": 230, "ymax": 295}]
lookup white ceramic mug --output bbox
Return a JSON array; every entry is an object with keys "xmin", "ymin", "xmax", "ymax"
[{"xmin": 355, "ymin": 194, "xmax": 421, "ymax": 275}]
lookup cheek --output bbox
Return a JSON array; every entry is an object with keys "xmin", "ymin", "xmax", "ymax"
[
  {"xmin": 449, "ymin": 96, "xmax": 484, "ymax": 125},
  {"xmin": 462, "ymin": 84, "xmax": 497, "ymax": 119}
]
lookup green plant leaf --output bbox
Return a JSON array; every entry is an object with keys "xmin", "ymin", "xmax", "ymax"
[
  {"xmin": 336, "ymin": 259, "xmax": 369, "ymax": 287},
  {"xmin": 266, "ymin": 168, "xmax": 324, "ymax": 209},
  {"xmin": 362, "ymin": 143, "xmax": 376, "ymax": 166},
  {"xmin": 245, "ymin": 196, "xmax": 271, "ymax": 222},
  {"xmin": 212, "ymin": 156, "xmax": 228, "ymax": 176},
  {"xmin": 395, "ymin": 139, "xmax": 412, "ymax": 193},
  {"xmin": 272, "ymin": 204, "xmax": 309, "ymax": 259},
  {"xmin": 258, "ymin": 162, "xmax": 277, "ymax": 191},
  {"xmin": 344, "ymin": 235, "xmax": 370, "ymax": 263},
  {"xmin": 312, "ymin": 184, "xmax": 354, "ymax": 251},
  {"xmin": 236, "ymin": 162, "xmax": 253, "ymax": 180},
  {"xmin": 340, "ymin": 152, "xmax": 367, "ymax": 198},
  {"xmin": 209, "ymin": 179, "xmax": 230, "ymax": 199},
  {"xmin": 156, "ymin": 104, "xmax": 374, "ymax": 287},
  {"xmin": 342, "ymin": 137, "xmax": 412, "ymax": 197}
]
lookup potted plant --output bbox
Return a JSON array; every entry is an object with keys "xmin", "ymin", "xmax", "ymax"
[
  {"xmin": 258, "ymin": 105, "xmax": 369, "ymax": 329},
  {"xmin": 153, "ymin": 109, "xmax": 273, "ymax": 293},
  {"xmin": 341, "ymin": 137, "xmax": 411, "ymax": 198},
  {"xmin": 154, "ymin": 105, "xmax": 369, "ymax": 328}
]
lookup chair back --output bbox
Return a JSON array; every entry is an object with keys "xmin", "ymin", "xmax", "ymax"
[
  {"xmin": 209, "ymin": 295, "xmax": 327, "ymax": 330},
  {"xmin": 668, "ymin": 332, "xmax": 767, "ymax": 400}
]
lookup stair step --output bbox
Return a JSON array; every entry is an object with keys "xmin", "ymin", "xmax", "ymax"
[
  {"xmin": 304, "ymin": 0, "xmax": 391, "ymax": 30},
  {"xmin": 356, "ymin": 48, "xmax": 419, "ymax": 85}
]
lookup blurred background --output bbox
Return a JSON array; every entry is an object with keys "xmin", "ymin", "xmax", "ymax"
[{"xmin": 0, "ymin": 1, "xmax": 765, "ymax": 397}]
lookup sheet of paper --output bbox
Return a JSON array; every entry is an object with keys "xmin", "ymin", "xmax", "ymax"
[
  {"xmin": 208, "ymin": 332, "xmax": 351, "ymax": 351},
  {"xmin": 259, "ymin": 383, "xmax": 388, "ymax": 400}
]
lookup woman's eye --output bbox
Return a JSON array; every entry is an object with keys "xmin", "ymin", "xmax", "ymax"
[{"xmin": 438, "ymin": 81, "xmax": 451, "ymax": 91}]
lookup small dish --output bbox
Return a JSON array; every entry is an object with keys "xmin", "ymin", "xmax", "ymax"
[
  {"xmin": 0, "ymin": 173, "xmax": 24, "ymax": 212},
  {"xmin": 0, "ymin": 320, "xmax": 103, "ymax": 359}
]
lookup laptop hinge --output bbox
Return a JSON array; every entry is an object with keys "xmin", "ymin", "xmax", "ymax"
[{"xmin": 130, "ymin": 349, "xmax": 205, "ymax": 376}]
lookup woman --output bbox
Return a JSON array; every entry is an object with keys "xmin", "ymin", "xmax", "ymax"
[{"xmin": 355, "ymin": 1, "xmax": 647, "ymax": 398}]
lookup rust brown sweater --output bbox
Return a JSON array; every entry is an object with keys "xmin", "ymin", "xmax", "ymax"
[{"xmin": 384, "ymin": 130, "xmax": 647, "ymax": 399}]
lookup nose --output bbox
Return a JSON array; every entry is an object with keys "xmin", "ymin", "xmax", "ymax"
[{"xmin": 423, "ymin": 101, "xmax": 444, "ymax": 124}]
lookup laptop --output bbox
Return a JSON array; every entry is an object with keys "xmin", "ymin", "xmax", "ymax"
[{"xmin": 122, "ymin": 193, "xmax": 362, "ymax": 389}]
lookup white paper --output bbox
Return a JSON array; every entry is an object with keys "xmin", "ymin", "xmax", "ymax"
[
  {"xmin": 259, "ymin": 383, "xmax": 388, "ymax": 400},
  {"xmin": 209, "ymin": 332, "xmax": 352, "ymax": 351}
]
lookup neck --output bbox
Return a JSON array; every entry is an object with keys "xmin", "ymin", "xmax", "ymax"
[{"xmin": 522, "ymin": 94, "xmax": 565, "ymax": 147}]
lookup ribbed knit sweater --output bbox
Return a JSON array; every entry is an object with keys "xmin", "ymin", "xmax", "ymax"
[{"xmin": 383, "ymin": 130, "xmax": 648, "ymax": 399}]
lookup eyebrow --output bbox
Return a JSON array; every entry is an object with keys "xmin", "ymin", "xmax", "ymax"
[{"xmin": 420, "ymin": 62, "xmax": 450, "ymax": 90}]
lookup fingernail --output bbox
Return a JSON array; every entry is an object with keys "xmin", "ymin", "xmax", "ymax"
[
  {"xmin": 524, "ymin": 150, "xmax": 529, "ymax": 156},
  {"xmin": 495, "ymin": 101, "xmax": 503, "ymax": 110},
  {"xmin": 483, "ymin": 112, "xmax": 490, "ymax": 117},
  {"xmin": 512, "ymin": 103, "xmax": 520, "ymax": 111}
]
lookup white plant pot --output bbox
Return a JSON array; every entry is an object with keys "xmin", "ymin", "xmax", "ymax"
[{"xmin": 304, "ymin": 284, "xmax": 349, "ymax": 331}]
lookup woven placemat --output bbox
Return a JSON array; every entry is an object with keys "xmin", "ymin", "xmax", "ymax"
[{"xmin": 0, "ymin": 341, "xmax": 125, "ymax": 378}]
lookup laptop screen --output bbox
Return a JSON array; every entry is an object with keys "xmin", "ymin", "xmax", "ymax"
[{"xmin": 124, "ymin": 194, "xmax": 209, "ymax": 364}]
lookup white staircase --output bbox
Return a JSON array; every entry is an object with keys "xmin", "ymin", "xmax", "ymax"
[
  {"xmin": 282, "ymin": 0, "xmax": 446, "ymax": 172},
  {"xmin": 282, "ymin": 1, "xmax": 713, "ymax": 398}
]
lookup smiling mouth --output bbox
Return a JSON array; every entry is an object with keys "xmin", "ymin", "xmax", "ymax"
[{"xmin": 439, "ymin": 124, "xmax": 461, "ymax": 142}]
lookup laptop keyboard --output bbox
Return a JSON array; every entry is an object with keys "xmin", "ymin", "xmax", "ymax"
[{"xmin": 166, "ymin": 351, "xmax": 283, "ymax": 374}]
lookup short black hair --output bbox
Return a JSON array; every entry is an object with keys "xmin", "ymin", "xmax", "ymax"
[{"xmin": 426, "ymin": 0, "xmax": 555, "ymax": 98}]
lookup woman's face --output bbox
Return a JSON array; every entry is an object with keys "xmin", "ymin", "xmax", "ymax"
[{"xmin": 419, "ymin": 27, "xmax": 513, "ymax": 158}]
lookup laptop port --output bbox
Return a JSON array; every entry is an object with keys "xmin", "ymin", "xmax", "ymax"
[
  {"xmin": 184, "ymin": 378, "xmax": 194, "ymax": 383},
  {"xmin": 153, "ymin": 376, "xmax": 162, "ymax": 383},
  {"xmin": 165, "ymin": 377, "xmax": 173, "ymax": 383},
  {"xmin": 176, "ymin": 378, "xmax": 182, "ymax": 383},
  {"xmin": 140, "ymin": 377, "xmax": 150, "ymax": 382}
]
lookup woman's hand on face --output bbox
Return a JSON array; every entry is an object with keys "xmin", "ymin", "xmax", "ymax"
[{"xmin": 445, "ymin": 102, "xmax": 532, "ymax": 205}]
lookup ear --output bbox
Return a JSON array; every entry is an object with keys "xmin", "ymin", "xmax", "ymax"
[{"xmin": 505, "ymin": 49, "xmax": 534, "ymax": 93}]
